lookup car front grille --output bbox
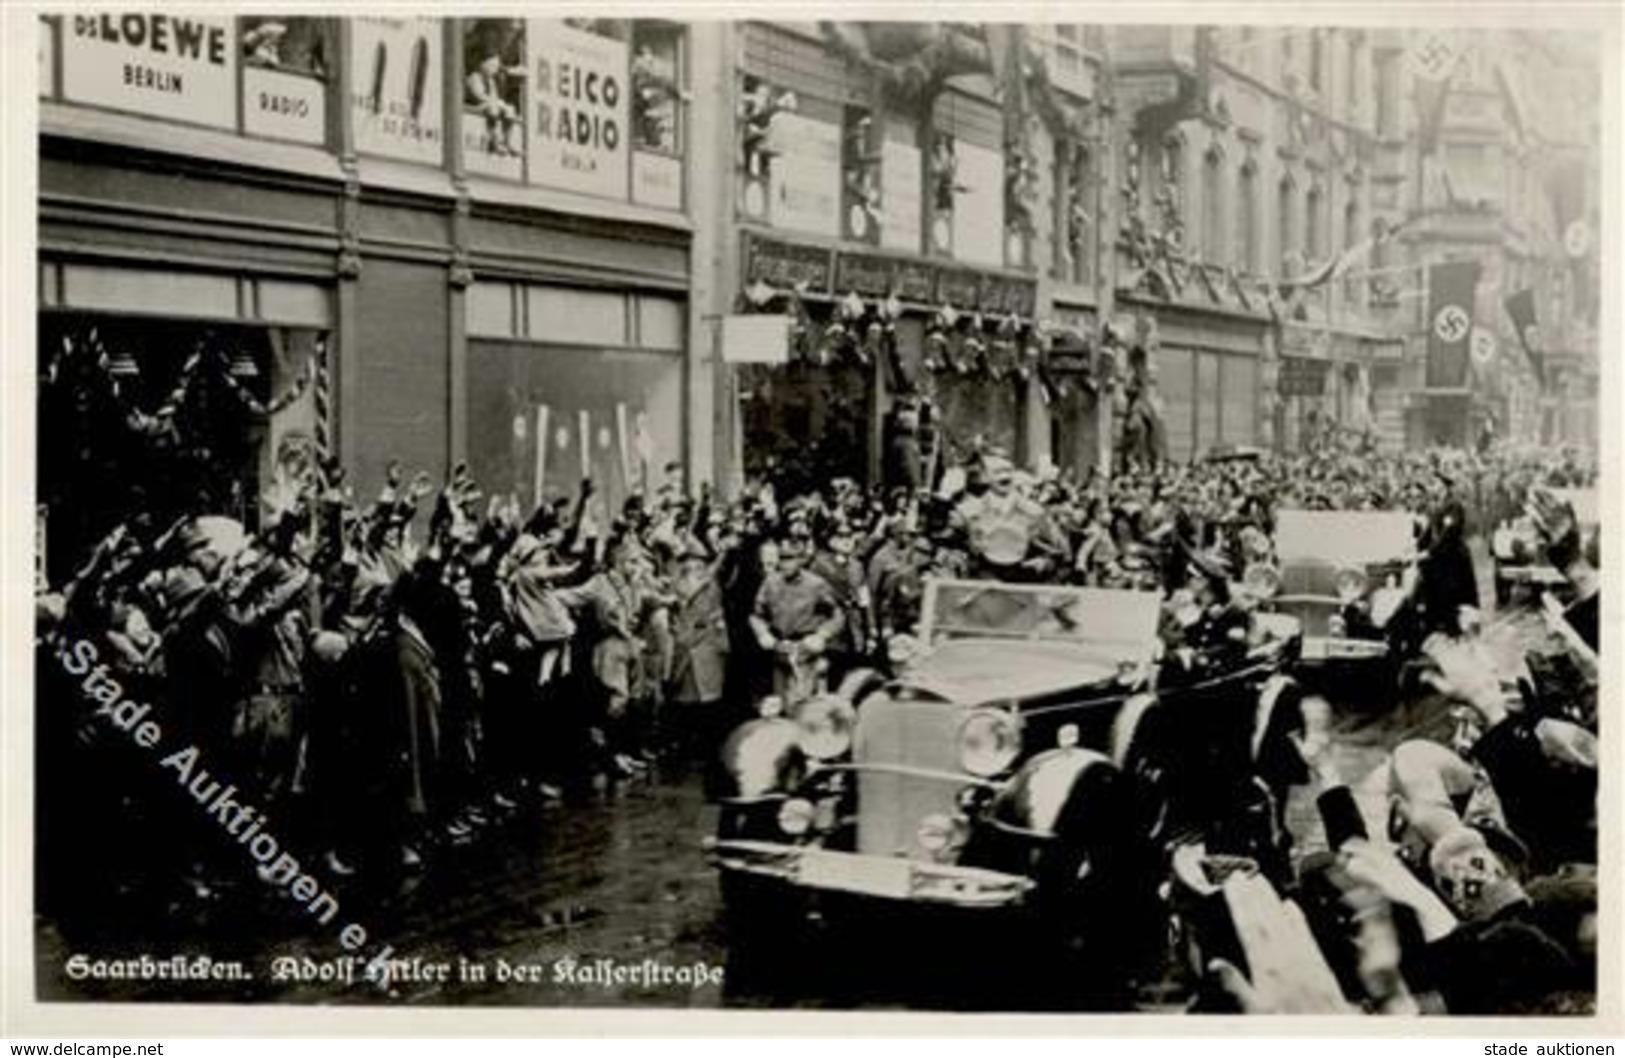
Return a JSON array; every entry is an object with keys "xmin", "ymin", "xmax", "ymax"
[{"xmin": 852, "ymin": 697, "xmax": 965, "ymax": 859}]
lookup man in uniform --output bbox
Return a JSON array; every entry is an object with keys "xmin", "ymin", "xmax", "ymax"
[
  {"xmin": 749, "ymin": 533, "xmax": 845, "ymax": 703},
  {"xmin": 951, "ymin": 454, "xmax": 1068, "ymax": 581}
]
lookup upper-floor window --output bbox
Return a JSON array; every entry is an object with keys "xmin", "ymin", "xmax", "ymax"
[
  {"xmin": 1342, "ymin": 197, "xmax": 1361, "ymax": 302},
  {"xmin": 1237, "ymin": 162, "xmax": 1259, "ymax": 273},
  {"xmin": 1306, "ymin": 182, "xmax": 1324, "ymax": 261},
  {"xmin": 1032, "ymin": 24, "xmax": 1094, "ymax": 98},
  {"xmin": 1202, "ymin": 148, "xmax": 1226, "ymax": 263},
  {"xmin": 1277, "ymin": 175, "xmax": 1297, "ymax": 276},
  {"xmin": 1309, "ymin": 29, "xmax": 1326, "ymax": 99}
]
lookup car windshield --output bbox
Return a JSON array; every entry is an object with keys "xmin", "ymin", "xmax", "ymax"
[
  {"xmin": 1274, "ymin": 509, "xmax": 1415, "ymax": 566},
  {"xmin": 919, "ymin": 578, "xmax": 1162, "ymax": 665},
  {"xmin": 1553, "ymin": 488, "xmax": 1598, "ymax": 529}
]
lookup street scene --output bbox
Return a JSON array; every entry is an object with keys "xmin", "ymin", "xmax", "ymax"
[{"xmin": 32, "ymin": 16, "xmax": 1602, "ymax": 1017}]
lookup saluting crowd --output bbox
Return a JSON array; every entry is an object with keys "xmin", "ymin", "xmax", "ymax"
[{"xmin": 34, "ymin": 429, "xmax": 1599, "ymax": 1012}]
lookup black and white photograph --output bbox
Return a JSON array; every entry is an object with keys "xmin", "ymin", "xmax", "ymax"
[{"xmin": 10, "ymin": 5, "xmax": 1618, "ymax": 1031}]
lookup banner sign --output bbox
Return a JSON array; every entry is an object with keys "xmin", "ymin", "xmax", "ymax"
[
  {"xmin": 529, "ymin": 21, "xmax": 629, "ymax": 199},
  {"xmin": 951, "ymin": 142, "xmax": 1005, "ymax": 268},
  {"xmin": 244, "ymin": 66, "xmax": 326, "ymax": 145},
  {"xmin": 1425, "ymin": 260, "xmax": 1480, "ymax": 388},
  {"xmin": 1279, "ymin": 356, "xmax": 1330, "ymax": 397},
  {"xmin": 880, "ymin": 140, "xmax": 922, "ymax": 253},
  {"xmin": 351, "ymin": 17, "xmax": 444, "ymax": 165},
  {"xmin": 62, "ymin": 14, "xmax": 237, "ymax": 129},
  {"xmin": 743, "ymin": 236, "xmax": 834, "ymax": 293},
  {"xmin": 768, "ymin": 113, "xmax": 842, "ymax": 237}
]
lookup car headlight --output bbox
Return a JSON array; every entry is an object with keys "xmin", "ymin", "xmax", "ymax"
[
  {"xmin": 1334, "ymin": 566, "xmax": 1369, "ymax": 603},
  {"xmin": 792, "ymin": 693, "xmax": 856, "ymax": 760},
  {"xmin": 958, "ymin": 709, "xmax": 1021, "ymax": 777},
  {"xmin": 777, "ymin": 797, "xmax": 815, "ymax": 836},
  {"xmin": 1328, "ymin": 613, "xmax": 1347, "ymax": 637},
  {"xmin": 1243, "ymin": 562, "xmax": 1281, "ymax": 599}
]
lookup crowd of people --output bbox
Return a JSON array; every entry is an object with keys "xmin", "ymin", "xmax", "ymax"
[{"xmin": 34, "ymin": 433, "xmax": 1599, "ymax": 1013}]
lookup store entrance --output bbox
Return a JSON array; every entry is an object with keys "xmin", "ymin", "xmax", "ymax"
[{"xmin": 37, "ymin": 314, "xmax": 324, "ymax": 586}]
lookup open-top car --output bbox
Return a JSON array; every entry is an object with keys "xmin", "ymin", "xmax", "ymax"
[
  {"xmin": 704, "ymin": 576, "xmax": 1305, "ymax": 1004},
  {"xmin": 1262, "ymin": 508, "xmax": 1413, "ymax": 667},
  {"xmin": 1492, "ymin": 487, "xmax": 1598, "ymax": 606}
]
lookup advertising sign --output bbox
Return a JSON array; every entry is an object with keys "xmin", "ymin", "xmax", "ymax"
[
  {"xmin": 768, "ymin": 113, "xmax": 841, "ymax": 238},
  {"xmin": 951, "ymin": 142, "xmax": 1005, "ymax": 268},
  {"xmin": 351, "ymin": 17, "xmax": 445, "ymax": 165},
  {"xmin": 242, "ymin": 17, "xmax": 329, "ymax": 145},
  {"xmin": 61, "ymin": 13, "xmax": 237, "ymax": 129},
  {"xmin": 632, "ymin": 151, "xmax": 683, "ymax": 210},
  {"xmin": 880, "ymin": 140, "xmax": 922, "ymax": 253},
  {"xmin": 529, "ymin": 21, "xmax": 629, "ymax": 199}
]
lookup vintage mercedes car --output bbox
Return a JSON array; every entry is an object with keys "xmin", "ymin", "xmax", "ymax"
[
  {"xmin": 704, "ymin": 577, "xmax": 1305, "ymax": 996},
  {"xmin": 1491, "ymin": 487, "xmax": 1597, "ymax": 606},
  {"xmin": 1261, "ymin": 508, "xmax": 1413, "ymax": 668}
]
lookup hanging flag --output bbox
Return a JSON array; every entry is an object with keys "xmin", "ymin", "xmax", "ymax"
[
  {"xmin": 1503, "ymin": 287, "xmax": 1544, "ymax": 387},
  {"xmin": 1492, "ymin": 56, "xmax": 1527, "ymax": 148},
  {"xmin": 1284, "ymin": 214, "xmax": 1418, "ymax": 291},
  {"xmin": 1425, "ymin": 260, "xmax": 1480, "ymax": 389},
  {"xmin": 1408, "ymin": 31, "xmax": 1461, "ymax": 157}
]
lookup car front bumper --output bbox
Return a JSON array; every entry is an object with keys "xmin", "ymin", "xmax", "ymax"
[
  {"xmin": 1494, "ymin": 564, "xmax": 1567, "ymax": 587},
  {"xmin": 704, "ymin": 838, "xmax": 1033, "ymax": 909}
]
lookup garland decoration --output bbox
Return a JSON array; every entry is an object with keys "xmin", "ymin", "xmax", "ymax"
[{"xmin": 216, "ymin": 346, "xmax": 316, "ymax": 416}]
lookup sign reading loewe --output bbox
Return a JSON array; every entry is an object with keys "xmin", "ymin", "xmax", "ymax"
[{"xmin": 63, "ymin": 13, "xmax": 236, "ymax": 129}]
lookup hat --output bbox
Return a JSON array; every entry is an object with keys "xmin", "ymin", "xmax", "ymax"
[
  {"xmin": 162, "ymin": 565, "xmax": 210, "ymax": 616},
  {"xmin": 677, "ymin": 536, "xmax": 711, "ymax": 563}
]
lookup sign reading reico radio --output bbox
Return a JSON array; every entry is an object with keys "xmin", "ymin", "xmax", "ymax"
[
  {"xmin": 62, "ymin": 14, "xmax": 237, "ymax": 129},
  {"xmin": 351, "ymin": 17, "xmax": 445, "ymax": 166},
  {"xmin": 530, "ymin": 21, "xmax": 629, "ymax": 199}
]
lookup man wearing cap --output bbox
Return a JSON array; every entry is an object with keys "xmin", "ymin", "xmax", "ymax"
[
  {"xmin": 750, "ymin": 533, "xmax": 844, "ymax": 702},
  {"xmin": 950, "ymin": 454, "xmax": 1068, "ymax": 581},
  {"xmin": 667, "ymin": 539, "xmax": 731, "ymax": 784}
]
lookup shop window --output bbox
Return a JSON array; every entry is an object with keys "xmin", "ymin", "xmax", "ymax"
[
  {"xmin": 467, "ymin": 281, "xmax": 518, "ymax": 338},
  {"xmin": 462, "ymin": 18, "xmax": 525, "ymax": 180},
  {"xmin": 38, "ymin": 316, "xmax": 329, "ymax": 584},
  {"xmin": 526, "ymin": 287, "xmax": 628, "ymax": 346},
  {"xmin": 635, "ymin": 295, "xmax": 685, "ymax": 350},
  {"xmin": 1195, "ymin": 352, "xmax": 1221, "ymax": 454},
  {"xmin": 631, "ymin": 22, "xmax": 685, "ymax": 156},
  {"xmin": 1158, "ymin": 346, "xmax": 1196, "ymax": 463}
]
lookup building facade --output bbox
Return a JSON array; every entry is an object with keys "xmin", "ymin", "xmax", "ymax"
[
  {"xmin": 37, "ymin": 14, "xmax": 700, "ymax": 574},
  {"xmin": 33, "ymin": 16, "xmax": 1603, "ymax": 564},
  {"xmin": 1373, "ymin": 27, "xmax": 1601, "ymax": 450}
]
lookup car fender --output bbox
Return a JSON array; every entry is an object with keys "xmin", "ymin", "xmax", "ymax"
[{"xmin": 719, "ymin": 717, "xmax": 803, "ymax": 799}]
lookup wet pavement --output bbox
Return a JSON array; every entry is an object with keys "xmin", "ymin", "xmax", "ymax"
[{"xmin": 36, "ymin": 543, "xmax": 1567, "ymax": 1011}]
